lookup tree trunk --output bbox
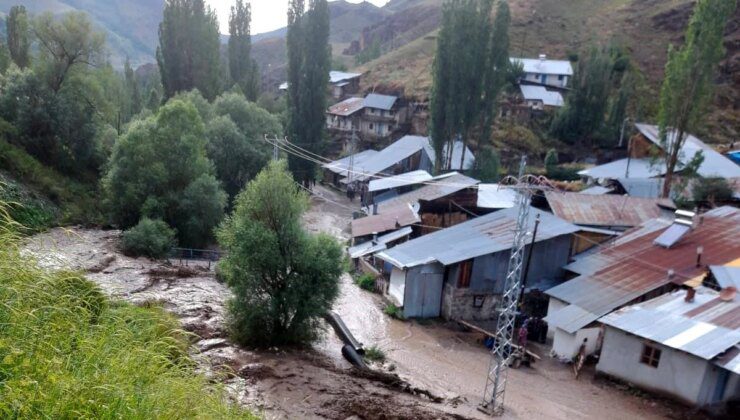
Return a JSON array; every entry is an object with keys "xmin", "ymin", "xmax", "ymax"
[{"xmin": 662, "ymin": 129, "xmax": 685, "ymax": 198}]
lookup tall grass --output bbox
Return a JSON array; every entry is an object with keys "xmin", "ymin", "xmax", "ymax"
[{"xmin": 0, "ymin": 200, "xmax": 257, "ymax": 419}]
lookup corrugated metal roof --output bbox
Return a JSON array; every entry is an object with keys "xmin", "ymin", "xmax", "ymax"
[
  {"xmin": 363, "ymin": 93, "xmax": 398, "ymax": 110},
  {"xmin": 348, "ymin": 227, "xmax": 413, "ymax": 259},
  {"xmin": 580, "ymin": 186, "xmax": 613, "ymax": 195},
  {"xmin": 329, "ymin": 71, "xmax": 361, "ymax": 84},
  {"xmin": 327, "ymin": 97, "xmax": 365, "ymax": 116},
  {"xmin": 368, "ymin": 170, "xmax": 433, "ymax": 192},
  {"xmin": 347, "ymin": 135, "xmax": 433, "ymax": 183},
  {"xmin": 510, "ymin": 57, "xmax": 573, "ymax": 76},
  {"xmin": 616, "ymin": 178, "xmax": 664, "ymax": 198},
  {"xmin": 545, "ymin": 192, "xmax": 675, "ymax": 228},
  {"xmin": 547, "ymin": 206, "xmax": 740, "ymax": 333},
  {"xmin": 376, "ymin": 207, "xmax": 579, "ymax": 269},
  {"xmin": 375, "ymin": 173, "xmax": 479, "ymax": 214},
  {"xmin": 519, "ymin": 85, "xmax": 564, "ymax": 106},
  {"xmin": 322, "ymin": 149, "xmax": 379, "ymax": 175},
  {"xmin": 477, "ymin": 184, "xmax": 518, "ymax": 209},
  {"xmin": 579, "ymin": 158, "xmax": 669, "ymax": 180},
  {"xmin": 710, "ymin": 265, "xmax": 740, "ymax": 289},
  {"xmin": 635, "ymin": 123, "xmax": 740, "ymax": 179},
  {"xmin": 600, "ymin": 288, "xmax": 740, "ymax": 373},
  {"xmin": 351, "ymin": 204, "xmax": 419, "ymax": 238},
  {"xmin": 347, "ymin": 137, "xmax": 475, "ymax": 183}
]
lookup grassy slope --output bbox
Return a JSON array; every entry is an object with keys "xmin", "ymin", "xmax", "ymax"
[
  {"xmin": 0, "ymin": 138, "xmax": 103, "ymax": 227},
  {"xmin": 358, "ymin": 0, "xmax": 738, "ymax": 144},
  {"xmin": 0, "ymin": 215, "xmax": 255, "ymax": 418}
]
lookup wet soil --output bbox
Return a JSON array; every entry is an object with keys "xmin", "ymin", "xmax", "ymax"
[{"xmin": 23, "ymin": 186, "xmax": 685, "ymax": 419}]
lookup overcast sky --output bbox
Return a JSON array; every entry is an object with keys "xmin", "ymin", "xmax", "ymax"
[{"xmin": 206, "ymin": 0, "xmax": 390, "ymax": 35}]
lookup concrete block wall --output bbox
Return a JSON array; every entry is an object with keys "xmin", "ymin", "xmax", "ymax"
[{"xmin": 441, "ymin": 283, "xmax": 500, "ymax": 321}]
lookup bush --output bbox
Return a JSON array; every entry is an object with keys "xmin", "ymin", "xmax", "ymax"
[
  {"xmin": 0, "ymin": 210, "xmax": 255, "ymax": 418},
  {"xmin": 692, "ymin": 177, "xmax": 733, "ymax": 203},
  {"xmin": 364, "ymin": 345, "xmax": 386, "ymax": 363},
  {"xmin": 354, "ymin": 273, "xmax": 376, "ymax": 292},
  {"xmin": 0, "ymin": 179, "xmax": 56, "ymax": 231},
  {"xmin": 122, "ymin": 218, "xmax": 177, "ymax": 259},
  {"xmin": 384, "ymin": 303, "xmax": 404, "ymax": 320}
]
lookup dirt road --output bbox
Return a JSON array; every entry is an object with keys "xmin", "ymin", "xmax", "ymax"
[{"xmin": 22, "ymin": 185, "xmax": 686, "ymax": 419}]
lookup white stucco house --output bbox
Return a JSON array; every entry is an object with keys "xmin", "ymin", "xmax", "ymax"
[{"xmin": 510, "ymin": 54, "xmax": 574, "ymax": 89}]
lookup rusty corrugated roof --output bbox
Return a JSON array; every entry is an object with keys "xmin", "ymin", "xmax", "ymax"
[
  {"xmin": 327, "ymin": 97, "xmax": 365, "ymax": 116},
  {"xmin": 351, "ymin": 204, "xmax": 419, "ymax": 238},
  {"xmin": 545, "ymin": 191, "xmax": 675, "ymax": 228},
  {"xmin": 546, "ymin": 206, "xmax": 740, "ymax": 333}
]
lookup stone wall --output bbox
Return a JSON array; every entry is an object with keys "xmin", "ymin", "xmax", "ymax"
[{"xmin": 441, "ymin": 283, "xmax": 501, "ymax": 321}]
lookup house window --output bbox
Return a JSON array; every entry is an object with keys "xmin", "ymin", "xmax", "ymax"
[
  {"xmin": 458, "ymin": 260, "xmax": 473, "ymax": 288},
  {"xmin": 558, "ymin": 75, "xmax": 564, "ymax": 81},
  {"xmin": 369, "ymin": 123, "xmax": 374, "ymax": 130},
  {"xmin": 640, "ymin": 343, "xmax": 661, "ymax": 368}
]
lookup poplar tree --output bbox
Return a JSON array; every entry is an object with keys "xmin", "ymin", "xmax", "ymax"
[
  {"xmin": 228, "ymin": 0, "xmax": 259, "ymax": 100},
  {"xmin": 157, "ymin": 0, "xmax": 222, "ymax": 100},
  {"xmin": 430, "ymin": 0, "xmax": 509, "ymax": 172},
  {"xmin": 7, "ymin": 5, "xmax": 30, "ymax": 68},
  {"xmin": 657, "ymin": 0, "xmax": 736, "ymax": 197},
  {"xmin": 286, "ymin": 0, "xmax": 330, "ymax": 185}
]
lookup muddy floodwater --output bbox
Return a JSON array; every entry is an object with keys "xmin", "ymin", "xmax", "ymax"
[{"xmin": 23, "ymin": 185, "xmax": 686, "ymax": 419}]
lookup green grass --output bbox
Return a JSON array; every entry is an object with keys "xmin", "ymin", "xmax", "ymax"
[
  {"xmin": 363, "ymin": 345, "xmax": 386, "ymax": 363},
  {"xmin": 0, "ymin": 201, "xmax": 256, "ymax": 419},
  {"xmin": 0, "ymin": 138, "xmax": 103, "ymax": 225},
  {"xmin": 383, "ymin": 303, "xmax": 404, "ymax": 320}
]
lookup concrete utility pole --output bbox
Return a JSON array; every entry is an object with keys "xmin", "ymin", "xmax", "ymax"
[{"xmin": 480, "ymin": 156, "xmax": 535, "ymax": 416}]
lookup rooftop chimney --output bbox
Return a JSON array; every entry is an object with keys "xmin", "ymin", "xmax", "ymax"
[
  {"xmin": 685, "ymin": 288, "xmax": 696, "ymax": 303},
  {"xmin": 539, "ymin": 54, "xmax": 547, "ymax": 62}
]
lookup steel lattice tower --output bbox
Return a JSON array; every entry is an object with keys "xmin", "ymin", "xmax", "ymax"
[{"xmin": 480, "ymin": 156, "xmax": 534, "ymax": 415}]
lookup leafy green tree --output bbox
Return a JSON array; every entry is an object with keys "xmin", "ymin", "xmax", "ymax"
[
  {"xmin": 657, "ymin": 0, "xmax": 736, "ymax": 197},
  {"xmin": 286, "ymin": 0, "xmax": 331, "ymax": 185},
  {"xmin": 228, "ymin": 0, "xmax": 259, "ymax": 100},
  {"xmin": 550, "ymin": 46, "xmax": 612, "ymax": 145},
  {"xmin": 354, "ymin": 38, "xmax": 381, "ymax": 65},
  {"xmin": 0, "ymin": 41, "xmax": 11, "ymax": 74},
  {"xmin": 544, "ymin": 148, "xmax": 558, "ymax": 173},
  {"xmin": 33, "ymin": 12, "xmax": 105, "ymax": 92},
  {"xmin": 217, "ymin": 160, "xmax": 343, "ymax": 346},
  {"xmin": 692, "ymin": 177, "xmax": 733, "ymax": 204},
  {"xmin": 7, "ymin": 5, "xmax": 31, "ymax": 69},
  {"xmin": 122, "ymin": 218, "xmax": 177, "ymax": 258},
  {"xmin": 471, "ymin": 146, "xmax": 501, "ymax": 182},
  {"xmin": 173, "ymin": 89, "xmax": 215, "ymax": 123},
  {"xmin": 157, "ymin": 0, "xmax": 222, "ymax": 100},
  {"xmin": 123, "ymin": 58, "xmax": 142, "ymax": 122},
  {"xmin": 103, "ymin": 99, "xmax": 226, "ymax": 247}
]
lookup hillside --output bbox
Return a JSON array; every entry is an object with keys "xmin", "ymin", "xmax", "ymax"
[
  {"xmin": 0, "ymin": 0, "xmax": 164, "ymax": 67},
  {"xmin": 357, "ymin": 0, "xmax": 739, "ymax": 144}
]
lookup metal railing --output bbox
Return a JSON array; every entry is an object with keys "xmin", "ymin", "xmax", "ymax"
[{"xmin": 169, "ymin": 247, "xmax": 224, "ymax": 269}]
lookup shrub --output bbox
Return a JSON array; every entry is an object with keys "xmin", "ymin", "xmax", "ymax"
[
  {"xmin": 122, "ymin": 218, "xmax": 177, "ymax": 259},
  {"xmin": 384, "ymin": 303, "xmax": 404, "ymax": 320},
  {"xmin": 354, "ymin": 273, "xmax": 376, "ymax": 292},
  {"xmin": 692, "ymin": 177, "xmax": 733, "ymax": 203},
  {"xmin": 364, "ymin": 345, "xmax": 386, "ymax": 363}
]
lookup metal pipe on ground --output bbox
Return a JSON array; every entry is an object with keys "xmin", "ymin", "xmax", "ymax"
[
  {"xmin": 325, "ymin": 311, "xmax": 365, "ymax": 355},
  {"xmin": 341, "ymin": 344, "xmax": 368, "ymax": 369}
]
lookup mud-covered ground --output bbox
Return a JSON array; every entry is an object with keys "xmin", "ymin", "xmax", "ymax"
[{"xmin": 23, "ymin": 185, "xmax": 690, "ymax": 419}]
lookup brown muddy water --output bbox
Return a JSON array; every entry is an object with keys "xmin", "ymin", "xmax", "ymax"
[{"xmin": 22, "ymin": 186, "xmax": 682, "ymax": 419}]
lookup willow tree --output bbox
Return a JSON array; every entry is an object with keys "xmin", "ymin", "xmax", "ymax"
[{"xmin": 657, "ymin": 0, "xmax": 736, "ymax": 197}]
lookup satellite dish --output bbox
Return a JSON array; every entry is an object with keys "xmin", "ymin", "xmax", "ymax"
[{"xmin": 720, "ymin": 287, "xmax": 737, "ymax": 302}]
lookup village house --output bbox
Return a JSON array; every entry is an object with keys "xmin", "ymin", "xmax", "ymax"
[
  {"xmin": 322, "ymin": 135, "xmax": 475, "ymax": 192},
  {"xmin": 358, "ymin": 93, "xmax": 407, "ymax": 141},
  {"xmin": 544, "ymin": 206, "xmax": 740, "ymax": 361},
  {"xmin": 279, "ymin": 70, "xmax": 362, "ymax": 99},
  {"xmin": 519, "ymin": 85, "xmax": 564, "ymax": 110},
  {"xmin": 366, "ymin": 170, "xmax": 433, "ymax": 205},
  {"xmin": 597, "ymin": 287, "xmax": 739, "ymax": 409},
  {"xmin": 321, "ymin": 149, "xmax": 378, "ymax": 188},
  {"xmin": 579, "ymin": 123, "xmax": 740, "ymax": 190},
  {"xmin": 326, "ymin": 97, "xmax": 364, "ymax": 132},
  {"xmin": 375, "ymin": 207, "xmax": 579, "ymax": 320},
  {"xmin": 510, "ymin": 55, "xmax": 574, "ymax": 89}
]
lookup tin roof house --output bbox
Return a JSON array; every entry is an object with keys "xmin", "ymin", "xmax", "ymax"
[
  {"xmin": 511, "ymin": 55, "xmax": 574, "ymax": 89},
  {"xmin": 376, "ymin": 207, "xmax": 579, "ymax": 320},
  {"xmin": 544, "ymin": 206, "xmax": 740, "ymax": 361},
  {"xmin": 597, "ymin": 287, "xmax": 740, "ymax": 409}
]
